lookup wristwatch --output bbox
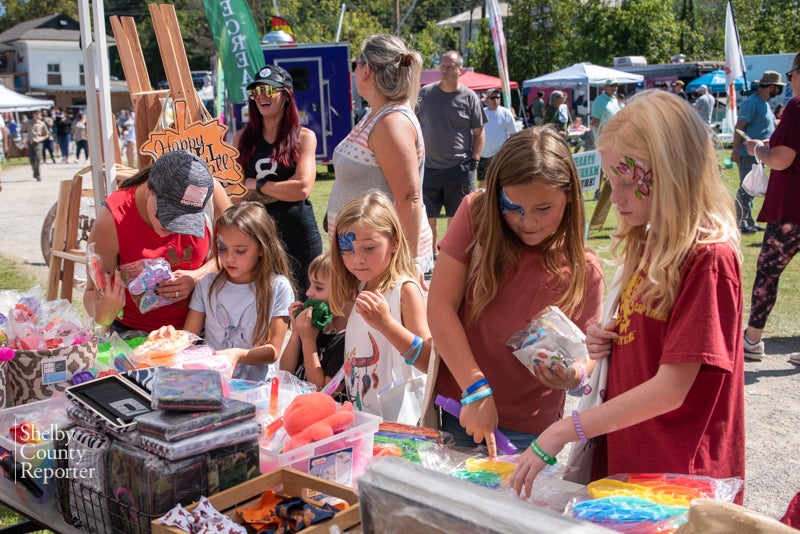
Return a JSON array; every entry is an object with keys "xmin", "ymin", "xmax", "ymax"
[{"xmin": 469, "ymin": 158, "xmax": 480, "ymax": 171}]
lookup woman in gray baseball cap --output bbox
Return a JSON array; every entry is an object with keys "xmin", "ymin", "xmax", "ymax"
[
  {"xmin": 84, "ymin": 150, "xmax": 231, "ymax": 333},
  {"xmin": 235, "ymin": 64, "xmax": 322, "ymax": 295}
]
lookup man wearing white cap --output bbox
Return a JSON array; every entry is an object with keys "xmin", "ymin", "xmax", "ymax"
[
  {"xmin": 693, "ymin": 84, "xmax": 715, "ymax": 124},
  {"xmin": 732, "ymin": 70, "xmax": 784, "ymax": 234},
  {"xmin": 590, "ymin": 79, "xmax": 621, "ymax": 132}
]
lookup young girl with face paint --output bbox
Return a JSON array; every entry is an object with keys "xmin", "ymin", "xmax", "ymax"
[
  {"xmin": 427, "ymin": 127, "xmax": 604, "ymax": 453},
  {"xmin": 329, "ymin": 191, "xmax": 431, "ymax": 425},
  {"xmin": 184, "ymin": 201, "xmax": 296, "ymax": 382},
  {"xmin": 510, "ymin": 91, "xmax": 746, "ymax": 503}
]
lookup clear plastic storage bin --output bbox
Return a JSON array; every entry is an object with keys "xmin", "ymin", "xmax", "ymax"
[{"xmin": 260, "ymin": 411, "xmax": 380, "ymax": 487}]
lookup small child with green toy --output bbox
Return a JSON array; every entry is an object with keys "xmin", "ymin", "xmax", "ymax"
[{"xmin": 280, "ymin": 252, "xmax": 347, "ymax": 391}]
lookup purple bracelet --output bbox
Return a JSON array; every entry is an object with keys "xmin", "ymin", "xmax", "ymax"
[
  {"xmin": 568, "ymin": 363, "xmax": 588, "ymax": 394},
  {"xmin": 572, "ymin": 410, "xmax": 588, "ymax": 444}
]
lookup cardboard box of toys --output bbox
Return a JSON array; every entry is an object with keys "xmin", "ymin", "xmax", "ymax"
[{"xmin": 150, "ymin": 467, "xmax": 360, "ymax": 534}]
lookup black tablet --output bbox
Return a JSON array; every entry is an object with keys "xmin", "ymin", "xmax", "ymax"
[{"xmin": 65, "ymin": 375, "xmax": 153, "ymax": 431}]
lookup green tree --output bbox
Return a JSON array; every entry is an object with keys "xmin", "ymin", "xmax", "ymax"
[{"xmin": 0, "ymin": 0, "xmax": 79, "ymax": 32}]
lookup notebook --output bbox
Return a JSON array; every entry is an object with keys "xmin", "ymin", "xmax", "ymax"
[{"xmin": 134, "ymin": 398, "xmax": 256, "ymax": 442}]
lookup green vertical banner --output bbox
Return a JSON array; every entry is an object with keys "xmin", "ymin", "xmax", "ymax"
[{"xmin": 202, "ymin": 0, "xmax": 263, "ymax": 104}]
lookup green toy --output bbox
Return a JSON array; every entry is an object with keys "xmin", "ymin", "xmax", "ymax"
[{"xmin": 294, "ymin": 299, "xmax": 333, "ymax": 330}]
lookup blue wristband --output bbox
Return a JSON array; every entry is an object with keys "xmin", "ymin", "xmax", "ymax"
[
  {"xmin": 464, "ymin": 377, "xmax": 489, "ymax": 397},
  {"xmin": 405, "ymin": 337, "xmax": 424, "ymax": 366},
  {"xmin": 460, "ymin": 387, "xmax": 493, "ymax": 406},
  {"xmin": 402, "ymin": 336, "xmax": 422, "ymax": 364}
]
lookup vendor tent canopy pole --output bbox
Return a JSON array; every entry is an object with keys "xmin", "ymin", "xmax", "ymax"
[{"xmin": 78, "ymin": 0, "xmax": 118, "ymax": 214}]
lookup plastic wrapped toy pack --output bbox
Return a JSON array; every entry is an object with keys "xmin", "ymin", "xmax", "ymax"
[
  {"xmin": 507, "ymin": 306, "xmax": 588, "ymax": 373},
  {"xmin": 569, "ymin": 473, "xmax": 744, "ymax": 533},
  {"xmin": 120, "ymin": 258, "xmax": 174, "ymax": 314}
]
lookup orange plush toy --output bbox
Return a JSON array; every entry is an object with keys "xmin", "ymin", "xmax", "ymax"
[{"xmin": 282, "ymin": 392, "xmax": 355, "ymax": 451}]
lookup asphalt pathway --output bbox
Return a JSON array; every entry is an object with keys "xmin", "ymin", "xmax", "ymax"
[{"xmin": 1, "ymin": 157, "xmax": 799, "ymax": 521}]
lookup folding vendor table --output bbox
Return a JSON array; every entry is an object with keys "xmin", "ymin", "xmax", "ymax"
[{"xmin": 0, "ymin": 483, "xmax": 81, "ymax": 534}]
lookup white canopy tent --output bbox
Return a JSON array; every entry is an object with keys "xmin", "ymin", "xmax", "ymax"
[
  {"xmin": 523, "ymin": 62, "xmax": 644, "ymax": 88},
  {"xmin": 0, "ymin": 85, "xmax": 54, "ymax": 112},
  {"xmin": 523, "ymin": 62, "xmax": 644, "ymax": 115}
]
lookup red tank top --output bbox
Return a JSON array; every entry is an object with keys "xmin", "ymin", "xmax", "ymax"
[{"xmin": 106, "ymin": 186, "xmax": 210, "ymax": 331}]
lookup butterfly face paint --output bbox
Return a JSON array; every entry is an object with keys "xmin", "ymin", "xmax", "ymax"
[
  {"xmin": 338, "ymin": 231, "xmax": 356, "ymax": 253},
  {"xmin": 216, "ymin": 235, "xmax": 227, "ymax": 252},
  {"xmin": 611, "ymin": 156, "xmax": 653, "ymax": 200},
  {"xmin": 499, "ymin": 187, "xmax": 525, "ymax": 216}
]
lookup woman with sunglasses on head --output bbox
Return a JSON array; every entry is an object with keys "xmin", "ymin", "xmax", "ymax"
[
  {"xmin": 742, "ymin": 52, "xmax": 800, "ymax": 364},
  {"xmin": 235, "ymin": 64, "xmax": 322, "ymax": 295},
  {"xmin": 327, "ymin": 34, "xmax": 434, "ymax": 277}
]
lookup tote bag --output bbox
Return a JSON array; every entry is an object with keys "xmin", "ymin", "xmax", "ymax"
[{"xmin": 563, "ymin": 266, "xmax": 623, "ymax": 484}]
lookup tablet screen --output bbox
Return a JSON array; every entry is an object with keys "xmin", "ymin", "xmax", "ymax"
[{"xmin": 67, "ymin": 376, "xmax": 152, "ymax": 427}]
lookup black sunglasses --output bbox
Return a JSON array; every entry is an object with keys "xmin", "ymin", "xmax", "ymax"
[
  {"xmin": 351, "ymin": 59, "xmax": 367, "ymax": 73},
  {"xmin": 488, "ymin": 95, "xmax": 501, "ymax": 100},
  {"xmin": 786, "ymin": 66, "xmax": 799, "ymax": 82}
]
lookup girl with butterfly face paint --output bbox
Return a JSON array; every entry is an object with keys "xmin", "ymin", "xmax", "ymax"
[
  {"xmin": 328, "ymin": 191, "xmax": 431, "ymax": 425},
  {"xmin": 511, "ymin": 91, "xmax": 745, "ymax": 505}
]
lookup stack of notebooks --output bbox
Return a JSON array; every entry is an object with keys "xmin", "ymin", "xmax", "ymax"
[
  {"xmin": 135, "ymin": 397, "xmax": 260, "ymax": 460},
  {"xmin": 134, "ymin": 368, "xmax": 262, "ymax": 462}
]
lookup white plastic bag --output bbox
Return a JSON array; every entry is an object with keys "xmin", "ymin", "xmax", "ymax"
[{"xmin": 742, "ymin": 162, "xmax": 768, "ymax": 197}]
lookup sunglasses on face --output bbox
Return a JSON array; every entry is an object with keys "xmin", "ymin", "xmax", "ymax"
[
  {"xmin": 351, "ymin": 58, "xmax": 367, "ymax": 73},
  {"xmin": 787, "ymin": 67, "xmax": 800, "ymax": 82},
  {"xmin": 489, "ymin": 96, "xmax": 501, "ymax": 100},
  {"xmin": 247, "ymin": 85, "xmax": 280, "ymax": 100}
]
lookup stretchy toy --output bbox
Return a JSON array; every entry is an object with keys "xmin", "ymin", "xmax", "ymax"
[
  {"xmin": 294, "ymin": 299, "xmax": 333, "ymax": 329},
  {"xmin": 282, "ymin": 392, "xmax": 355, "ymax": 452},
  {"xmin": 464, "ymin": 457, "xmax": 517, "ymax": 482}
]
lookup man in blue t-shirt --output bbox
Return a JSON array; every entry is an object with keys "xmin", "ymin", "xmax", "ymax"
[{"xmin": 731, "ymin": 70, "xmax": 784, "ymax": 233}]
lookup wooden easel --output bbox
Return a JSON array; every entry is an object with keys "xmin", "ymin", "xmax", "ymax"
[
  {"xmin": 46, "ymin": 165, "xmax": 138, "ymax": 302},
  {"xmin": 110, "ymin": 4, "xmax": 206, "ymax": 170}
]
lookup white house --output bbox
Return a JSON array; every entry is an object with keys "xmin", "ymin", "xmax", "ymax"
[
  {"xmin": 0, "ymin": 13, "xmax": 128, "ymax": 111},
  {"xmin": 436, "ymin": 3, "xmax": 510, "ymax": 58}
]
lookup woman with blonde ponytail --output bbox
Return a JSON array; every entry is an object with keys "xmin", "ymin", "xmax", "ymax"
[{"xmin": 327, "ymin": 34, "xmax": 434, "ymax": 275}]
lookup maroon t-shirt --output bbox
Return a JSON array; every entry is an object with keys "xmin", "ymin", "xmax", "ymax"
[
  {"xmin": 106, "ymin": 186, "xmax": 210, "ymax": 331},
  {"xmin": 601, "ymin": 242, "xmax": 745, "ymax": 503},
  {"xmin": 434, "ymin": 192, "xmax": 603, "ymax": 434},
  {"xmin": 758, "ymin": 97, "xmax": 800, "ymax": 224}
]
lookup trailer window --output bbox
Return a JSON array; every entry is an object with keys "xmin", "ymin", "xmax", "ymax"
[{"xmin": 289, "ymin": 67, "xmax": 310, "ymax": 91}]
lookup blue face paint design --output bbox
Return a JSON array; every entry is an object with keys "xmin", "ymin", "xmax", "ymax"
[
  {"xmin": 499, "ymin": 188, "xmax": 525, "ymax": 216},
  {"xmin": 338, "ymin": 231, "xmax": 356, "ymax": 253},
  {"xmin": 216, "ymin": 235, "xmax": 227, "ymax": 251}
]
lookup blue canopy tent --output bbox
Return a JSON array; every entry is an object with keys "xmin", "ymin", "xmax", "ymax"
[{"xmin": 686, "ymin": 69, "xmax": 745, "ymax": 94}]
